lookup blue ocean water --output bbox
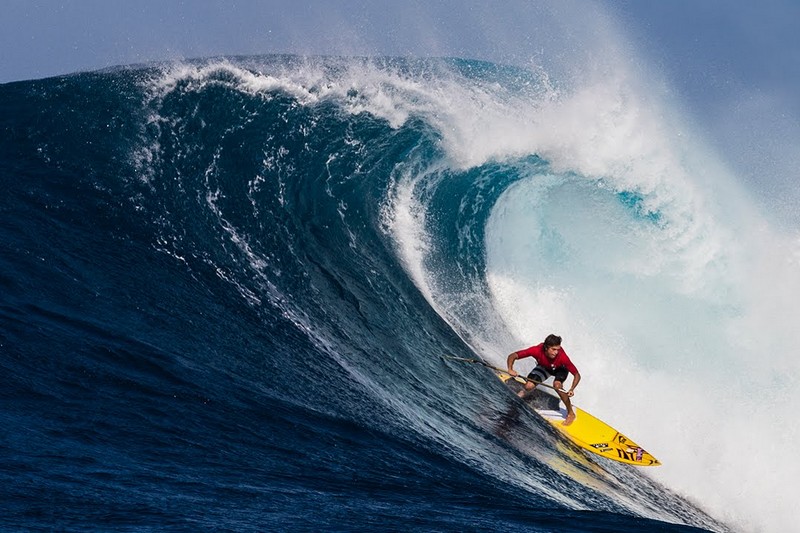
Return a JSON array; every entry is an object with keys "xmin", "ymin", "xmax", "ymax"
[{"xmin": 0, "ymin": 56, "xmax": 737, "ymax": 531}]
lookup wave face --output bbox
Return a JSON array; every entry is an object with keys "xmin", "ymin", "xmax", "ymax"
[{"xmin": 3, "ymin": 55, "xmax": 797, "ymax": 532}]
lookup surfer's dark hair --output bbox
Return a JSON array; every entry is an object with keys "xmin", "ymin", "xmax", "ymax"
[{"xmin": 544, "ymin": 334, "xmax": 562, "ymax": 347}]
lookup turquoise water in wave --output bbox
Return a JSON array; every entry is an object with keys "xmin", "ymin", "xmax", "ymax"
[{"xmin": 3, "ymin": 55, "xmax": 784, "ymax": 531}]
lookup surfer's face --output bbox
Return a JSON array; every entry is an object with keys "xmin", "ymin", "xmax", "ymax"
[{"xmin": 545, "ymin": 345, "xmax": 560, "ymax": 359}]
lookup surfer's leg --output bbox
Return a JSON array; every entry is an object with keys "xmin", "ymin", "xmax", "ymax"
[
  {"xmin": 517, "ymin": 381, "xmax": 536, "ymax": 398},
  {"xmin": 519, "ymin": 366, "xmax": 547, "ymax": 399},
  {"xmin": 554, "ymin": 379, "xmax": 575, "ymax": 426}
]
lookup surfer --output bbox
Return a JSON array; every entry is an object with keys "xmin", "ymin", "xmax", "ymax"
[{"xmin": 506, "ymin": 334, "xmax": 581, "ymax": 426}]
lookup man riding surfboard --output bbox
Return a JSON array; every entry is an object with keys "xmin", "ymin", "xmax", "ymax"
[{"xmin": 506, "ymin": 334, "xmax": 581, "ymax": 426}]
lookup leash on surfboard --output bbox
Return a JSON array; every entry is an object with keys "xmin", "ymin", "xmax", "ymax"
[{"xmin": 441, "ymin": 354, "xmax": 570, "ymax": 395}]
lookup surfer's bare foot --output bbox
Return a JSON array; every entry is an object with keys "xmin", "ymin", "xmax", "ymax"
[{"xmin": 562, "ymin": 412, "xmax": 576, "ymax": 426}]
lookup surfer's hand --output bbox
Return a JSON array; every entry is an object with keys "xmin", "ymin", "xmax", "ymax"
[
  {"xmin": 508, "ymin": 369, "xmax": 518, "ymax": 377},
  {"xmin": 566, "ymin": 390, "xmax": 575, "ymax": 397}
]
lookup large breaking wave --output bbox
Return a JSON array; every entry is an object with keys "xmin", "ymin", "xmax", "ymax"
[{"xmin": 3, "ymin": 54, "xmax": 799, "ymax": 532}]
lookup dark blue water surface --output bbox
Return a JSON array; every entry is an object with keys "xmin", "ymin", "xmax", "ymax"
[{"xmin": 0, "ymin": 58, "xmax": 727, "ymax": 532}]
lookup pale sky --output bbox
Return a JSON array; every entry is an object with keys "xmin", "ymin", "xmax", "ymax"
[{"xmin": 3, "ymin": 1, "xmax": 798, "ymax": 89}]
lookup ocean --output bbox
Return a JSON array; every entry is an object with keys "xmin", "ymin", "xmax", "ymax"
[{"xmin": 2, "ymin": 55, "xmax": 796, "ymax": 532}]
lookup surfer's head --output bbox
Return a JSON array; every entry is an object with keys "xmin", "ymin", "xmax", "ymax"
[
  {"xmin": 543, "ymin": 334, "xmax": 562, "ymax": 359},
  {"xmin": 544, "ymin": 334, "xmax": 562, "ymax": 348}
]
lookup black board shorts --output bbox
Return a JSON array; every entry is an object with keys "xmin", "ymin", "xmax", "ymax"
[{"xmin": 527, "ymin": 365, "xmax": 569, "ymax": 384}]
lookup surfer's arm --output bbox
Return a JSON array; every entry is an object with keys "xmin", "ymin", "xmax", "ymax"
[
  {"xmin": 506, "ymin": 352, "xmax": 519, "ymax": 376},
  {"xmin": 567, "ymin": 371, "xmax": 581, "ymax": 396}
]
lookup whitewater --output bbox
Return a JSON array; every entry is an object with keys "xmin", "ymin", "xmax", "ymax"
[{"xmin": 1, "ymin": 33, "xmax": 799, "ymax": 533}]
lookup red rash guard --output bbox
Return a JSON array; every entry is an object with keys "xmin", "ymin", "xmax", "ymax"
[{"xmin": 516, "ymin": 343, "xmax": 578, "ymax": 375}]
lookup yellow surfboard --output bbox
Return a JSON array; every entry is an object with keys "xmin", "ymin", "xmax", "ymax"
[{"xmin": 496, "ymin": 370, "xmax": 661, "ymax": 466}]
